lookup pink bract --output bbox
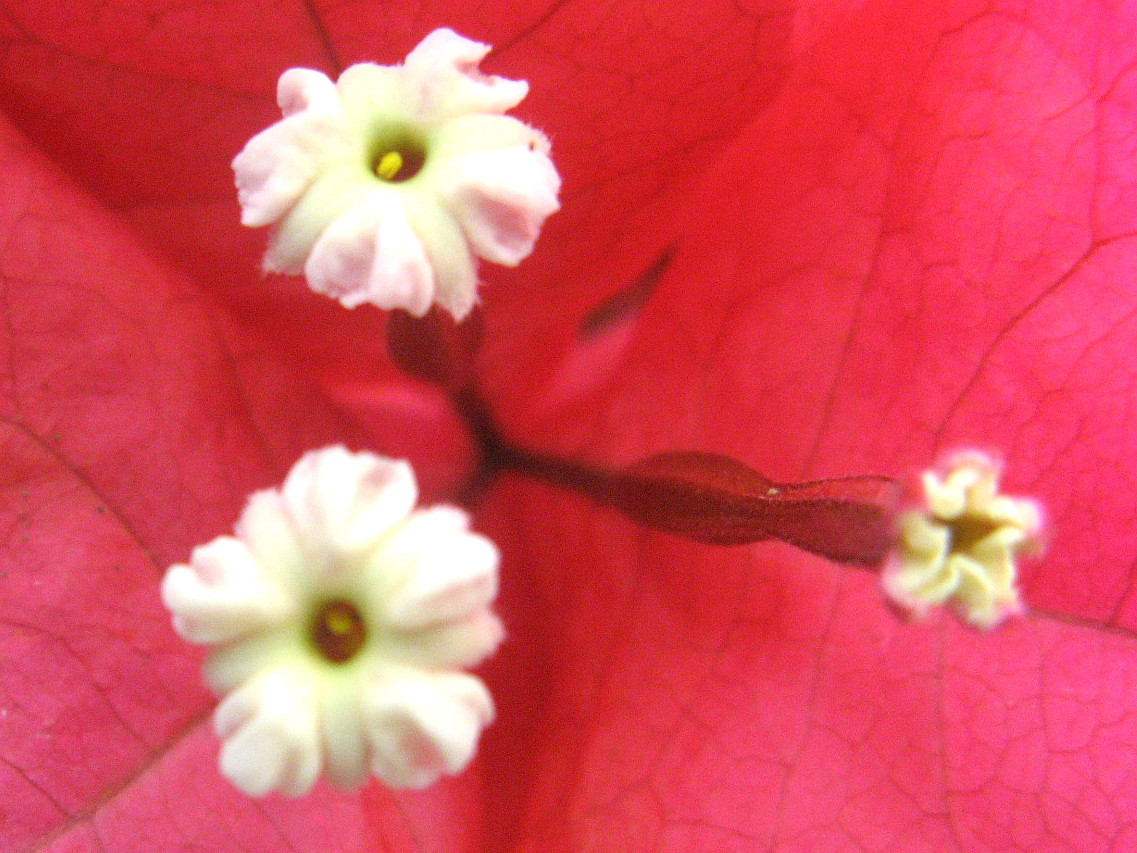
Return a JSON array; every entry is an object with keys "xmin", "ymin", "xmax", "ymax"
[{"xmin": 1, "ymin": 1, "xmax": 1136, "ymax": 852}]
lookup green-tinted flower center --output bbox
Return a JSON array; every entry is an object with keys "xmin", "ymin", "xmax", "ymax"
[
  {"xmin": 943, "ymin": 513, "xmax": 1001, "ymax": 556},
  {"xmin": 311, "ymin": 599, "xmax": 367, "ymax": 664},
  {"xmin": 370, "ymin": 126, "xmax": 426, "ymax": 183}
]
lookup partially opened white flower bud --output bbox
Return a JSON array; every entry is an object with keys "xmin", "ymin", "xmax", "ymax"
[
  {"xmin": 161, "ymin": 446, "xmax": 503, "ymax": 796},
  {"xmin": 883, "ymin": 451, "xmax": 1043, "ymax": 629},
  {"xmin": 233, "ymin": 28, "xmax": 561, "ymax": 321}
]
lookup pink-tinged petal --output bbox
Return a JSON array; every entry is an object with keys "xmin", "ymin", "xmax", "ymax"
[
  {"xmin": 304, "ymin": 192, "xmax": 437, "ymax": 316},
  {"xmin": 400, "ymin": 190, "xmax": 480, "ymax": 321},
  {"xmin": 386, "ymin": 609, "xmax": 506, "ymax": 672},
  {"xmin": 364, "ymin": 669, "xmax": 494, "ymax": 790},
  {"xmin": 234, "ymin": 488, "xmax": 308, "ymax": 588},
  {"xmin": 278, "ymin": 67, "xmax": 339, "ymax": 116},
  {"xmin": 401, "ymin": 28, "xmax": 528, "ymax": 118},
  {"xmin": 232, "ymin": 68, "xmax": 348, "ymax": 228},
  {"xmin": 377, "ymin": 506, "xmax": 500, "ymax": 630},
  {"xmin": 214, "ymin": 667, "xmax": 321, "ymax": 797},
  {"xmin": 245, "ymin": 35, "xmax": 555, "ymax": 321},
  {"xmin": 232, "ymin": 110, "xmax": 351, "ymax": 228},
  {"xmin": 162, "ymin": 536, "xmax": 294, "ymax": 644},
  {"xmin": 442, "ymin": 146, "xmax": 562, "ymax": 267},
  {"xmin": 279, "ymin": 444, "xmax": 418, "ymax": 565}
]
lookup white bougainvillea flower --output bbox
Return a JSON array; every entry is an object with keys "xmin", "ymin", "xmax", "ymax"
[
  {"xmin": 233, "ymin": 28, "xmax": 561, "ymax": 321},
  {"xmin": 882, "ymin": 451, "xmax": 1044, "ymax": 629},
  {"xmin": 161, "ymin": 446, "xmax": 502, "ymax": 796}
]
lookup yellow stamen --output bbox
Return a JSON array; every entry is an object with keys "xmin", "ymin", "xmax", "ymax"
[
  {"xmin": 377, "ymin": 150, "xmax": 404, "ymax": 181},
  {"xmin": 326, "ymin": 608, "xmax": 354, "ymax": 636},
  {"xmin": 311, "ymin": 599, "xmax": 367, "ymax": 663}
]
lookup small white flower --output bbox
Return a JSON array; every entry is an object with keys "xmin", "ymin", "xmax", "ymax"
[
  {"xmin": 233, "ymin": 28, "xmax": 561, "ymax": 321},
  {"xmin": 883, "ymin": 451, "xmax": 1043, "ymax": 629},
  {"xmin": 162, "ymin": 446, "xmax": 503, "ymax": 796}
]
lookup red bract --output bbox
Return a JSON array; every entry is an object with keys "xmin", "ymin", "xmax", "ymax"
[{"xmin": 2, "ymin": 2, "xmax": 1136, "ymax": 853}]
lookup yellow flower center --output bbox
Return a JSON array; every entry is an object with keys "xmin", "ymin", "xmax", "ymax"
[
  {"xmin": 311, "ymin": 599, "xmax": 367, "ymax": 664},
  {"xmin": 376, "ymin": 150, "xmax": 405, "ymax": 181},
  {"xmin": 370, "ymin": 128, "xmax": 427, "ymax": 183}
]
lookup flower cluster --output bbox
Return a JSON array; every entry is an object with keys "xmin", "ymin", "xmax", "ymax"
[
  {"xmin": 162, "ymin": 446, "xmax": 502, "ymax": 796},
  {"xmin": 233, "ymin": 28, "xmax": 561, "ymax": 320},
  {"xmin": 163, "ymin": 23, "xmax": 1050, "ymax": 805},
  {"xmin": 164, "ymin": 28, "xmax": 557, "ymax": 799}
]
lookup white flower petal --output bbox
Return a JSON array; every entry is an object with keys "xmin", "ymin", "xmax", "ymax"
[
  {"xmin": 162, "ymin": 537, "xmax": 293, "ymax": 644},
  {"xmin": 364, "ymin": 669, "xmax": 494, "ymax": 789},
  {"xmin": 304, "ymin": 192, "xmax": 436, "ymax": 315},
  {"xmin": 319, "ymin": 675, "xmax": 370, "ymax": 789},
  {"xmin": 278, "ymin": 67, "xmax": 339, "ymax": 116},
  {"xmin": 923, "ymin": 471, "xmax": 966, "ymax": 519},
  {"xmin": 215, "ymin": 667, "xmax": 321, "ymax": 797},
  {"xmin": 988, "ymin": 493, "xmax": 1043, "ymax": 532},
  {"xmin": 333, "ymin": 62, "xmax": 411, "ymax": 125},
  {"xmin": 431, "ymin": 113, "xmax": 549, "ymax": 158},
  {"xmin": 262, "ymin": 167, "xmax": 372, "ymax": 274},
  {"xmin": 281, "ymin": 446, "xmax": 418, "ymax": 568},
  {"xmin": 402, "ymin": 28, "xmax": 528, "ymax": 118},
  {"xmin": 898, "ymin": 512, "xmax": 950, "ymax": 564},
  {"xmin": 441, "ymin": 146, "xmax": 561, "ymax": 266},
  {"xmin": 377, "ymin": 507, "xmax": 500, "ymax": 630},
  {"xmin": 954, "ymin": 552, "xmax": 1022, "ymax": 628},
  {"xmin": 203, "ymin": 631, "xmax": 296, "ymax": 695},
  {"xmin": 233, "ymin": 488, "xmax": 308, "ymax": 589},
  {"xmin": 401, "ymin": 190, "xmax": 479, "ymax": 320},
  {"xmin": 386, "ymin": 609, "xmax": 505, "ymax": 670},
  {"xmin": 914, "ymin": 553, "xmax": 963, "ymax": 605},
  {"xmin": 232, "ymin": 72, "xmax": 350, "ymax": 228}
]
